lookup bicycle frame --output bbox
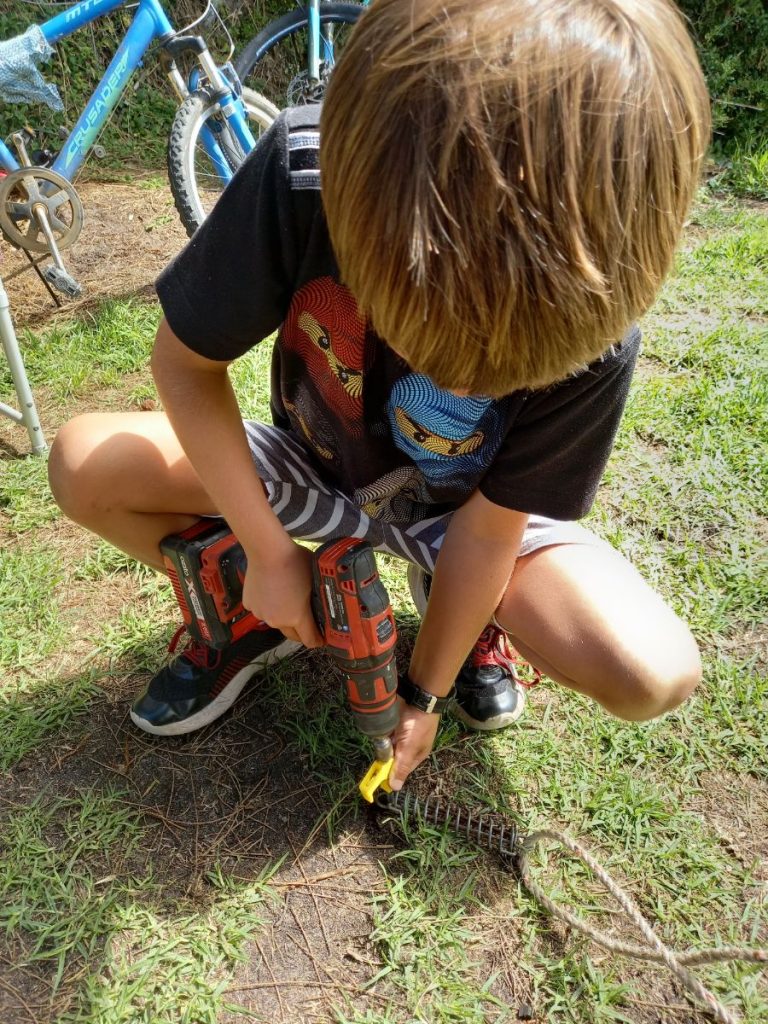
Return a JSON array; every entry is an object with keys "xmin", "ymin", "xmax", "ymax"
[
  {"xmin": 307, "ymin": 0, "xmax": 369, "ymax": 83},
  {"xmin": 307, "ymin": 0, "xmax": 320, "ymax": 82},
  {"xmin": 0, "ymin": 0, "xmax": 255, "ymax": 185}
]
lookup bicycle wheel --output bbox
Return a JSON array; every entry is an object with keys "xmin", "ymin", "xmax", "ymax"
[
  {"xmin": 234, "ymin": 3, "xmax": 364, "ymax": 109},
  {"xmin": 168, "ymin": 87, "xmax": 280, "ymax": 237}
]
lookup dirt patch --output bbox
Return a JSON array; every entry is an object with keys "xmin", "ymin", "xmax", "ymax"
[
  {"xmin": 2, "ymin": 177, "xmax": 188, "ymax": 329},
  {"xmin": 716, "ymin": 623, "xmax": 768, "ymax": 678},
  {"xmin": 688, "ymin": 771, "xmax": 768, "ymax": 882},
  {"xmin": 0, "ymin": 664, "xmax": 534, "ymax": 1023}
]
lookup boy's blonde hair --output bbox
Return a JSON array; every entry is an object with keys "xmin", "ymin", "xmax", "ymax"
[{"xmin": 320, "ymin": 0, "xmax": 710, "ymax": 396}]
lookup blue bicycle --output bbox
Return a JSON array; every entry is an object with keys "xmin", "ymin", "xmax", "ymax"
[
  {"xmin": 0, "ymin": 0, "xmax": 279, "ymax": 296},
  {"xmin": 235, "ymin": 0, "xmax": 367, "ymax": 110}
]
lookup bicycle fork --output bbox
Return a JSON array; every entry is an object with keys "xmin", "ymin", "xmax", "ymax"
[{"xmin": 160, "ymin": 35, "xmax": 257, "ymax": 187}]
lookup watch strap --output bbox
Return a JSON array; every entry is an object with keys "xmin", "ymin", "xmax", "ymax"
[{"xmin": 397, "ymin": 672, "xmax": 455, "ymax": 713}]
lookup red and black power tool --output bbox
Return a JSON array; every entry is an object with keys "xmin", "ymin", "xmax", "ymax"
[
  {"xmin": 310, "ymin": 536, "xmax": 399, "ymax": 766},
  {"xmin": 160, "ymin": 519, "xmax": 253, "ymax": 649},
  {"xmin": 160, "ymin": 521, "xmax": 400, "ymax": 777}
]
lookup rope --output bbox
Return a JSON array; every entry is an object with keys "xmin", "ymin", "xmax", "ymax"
[{"xmin": 517, "ymin": 829, "xmax": 768, "ymax": 1024}]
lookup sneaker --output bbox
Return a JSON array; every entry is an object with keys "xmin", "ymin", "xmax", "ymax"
[
  {"xmin": 454, "ymin": 624, "xmax": 527, "ymax": 730},
  {"xmin": 130, "ymin": 626, "xmax": 301, "ymax": 736},
  {"xmin": 407, "ymin": 564, "xmax": 534, "ymax": 731}
]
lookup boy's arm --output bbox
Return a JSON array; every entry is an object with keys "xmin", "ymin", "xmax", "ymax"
[
  {"xmin": 389, "ymin": 490, "xmax": 528, "ymax": 789},
  {"xmin": 152, "ymin": 319, "xmax": 322, "ymax": 648}
]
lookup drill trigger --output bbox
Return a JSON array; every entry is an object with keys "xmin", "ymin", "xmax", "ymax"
[{"xmin": 359, "ymin": 757, "xmax": 394, "ymax": 803}]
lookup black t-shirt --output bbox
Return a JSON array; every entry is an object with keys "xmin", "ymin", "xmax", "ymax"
[{"xmin": 156, "ymin": 106, "xmax": 639, "ymax": 524}]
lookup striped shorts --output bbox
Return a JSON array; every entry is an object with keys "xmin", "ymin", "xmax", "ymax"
[{"xmin": 245, "ymin": 422, "xmax": 602, "ymax": 574}]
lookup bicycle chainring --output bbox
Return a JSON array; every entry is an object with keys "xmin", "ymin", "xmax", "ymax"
[{"xmin": 0, "ymin": 167, "xmax": 84, "ymax": 254}]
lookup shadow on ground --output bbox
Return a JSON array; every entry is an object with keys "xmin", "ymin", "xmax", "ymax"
[{"xmin": 0, "ymin": 634, "xmax": 533, "ymax": 1023}]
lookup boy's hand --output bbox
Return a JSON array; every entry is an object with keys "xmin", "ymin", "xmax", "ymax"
[
  {"xmin": 242, "ymin": 540, "xmax": 323, "ymax": 648},
  {"xmin": 388, "ymin": 701, "xmax": 440, "ymax": 791}
]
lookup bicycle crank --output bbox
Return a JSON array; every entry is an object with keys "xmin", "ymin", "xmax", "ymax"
[
  {"xmin": 0, "ymin": 167, "xmax": 84, "ymax": 255},
  {"xmin": 0, "ymin": 168, "xmax": 84, "ymax": 298}
]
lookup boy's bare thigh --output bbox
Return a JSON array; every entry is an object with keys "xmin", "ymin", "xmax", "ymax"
[{"xmin": 50, "ymin": 411, "xmax": 217, "ymax": 516}]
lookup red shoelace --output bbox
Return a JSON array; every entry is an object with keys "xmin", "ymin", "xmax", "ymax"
[
  {"xmin": 472, "ymin": 625, "xmax": 541, "ymax": 687},
  {"xmin": 168, "ymin": 626, "xmax": 221, "ymax": 669}
]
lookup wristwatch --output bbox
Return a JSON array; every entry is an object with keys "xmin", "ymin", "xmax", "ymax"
[{"xmin": 397, "ymin": 672, "xmax": 455, "ymax": 714}]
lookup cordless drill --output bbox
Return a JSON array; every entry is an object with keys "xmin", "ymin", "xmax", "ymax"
[
  {"xmin": 160, "ymin": 521, "xmax": 400, "ymax": 797},
  {"xmin": 309, "ymin": 536, "xmax": 400, "ymax": 769}
]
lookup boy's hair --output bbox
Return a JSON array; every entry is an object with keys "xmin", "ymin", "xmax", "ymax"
[{"xmin": 320, "ymin": 0, "xmax": 710, "ymax": 396}]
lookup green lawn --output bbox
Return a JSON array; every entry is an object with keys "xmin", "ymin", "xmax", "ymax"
[{"xmin": 0, "ymin": 193, "xmax": 766, "ymax": 1023}]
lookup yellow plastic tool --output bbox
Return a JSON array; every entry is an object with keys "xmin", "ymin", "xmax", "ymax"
[{"xmin": 359, "ymin": 757, "xmax": 394, "ymax": 803}]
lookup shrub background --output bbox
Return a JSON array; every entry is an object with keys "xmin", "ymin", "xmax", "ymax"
[
  {"xmin": 0, "ymin": 0, "xmax": 767, "ymax": 168},
  {"xmin": 678, "ymin": 0, "xmax": 768, "ymax": 148}
]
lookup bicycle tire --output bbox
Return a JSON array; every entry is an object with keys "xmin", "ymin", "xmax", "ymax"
[
  {"xmin": 234, "ymin": 2, "xmax": 365, "ymax": 109},
  {"xmin": 168, "ymin": 88, "xmax": 279, "ymax": 237}
]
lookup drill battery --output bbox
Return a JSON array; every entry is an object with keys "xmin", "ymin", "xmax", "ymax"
[{"xmin": 160, "ymin": 518, "xmax": 259, "ymax": 649}]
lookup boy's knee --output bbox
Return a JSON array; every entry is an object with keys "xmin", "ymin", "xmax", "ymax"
[
  {"xmin": 603, "ymin": 636, "xmax": 702, "ymax": 722},
  {"xmin": 48, "ymin": 414, "xmax": 105, "ymax": 521}
]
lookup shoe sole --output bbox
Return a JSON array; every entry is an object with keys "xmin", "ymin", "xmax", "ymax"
[
  {"xmin": 129, "ymin": 638, "xmax": 302, "ymax": 736},
  {"xmin": 407, "ymin": 563, "xmax": 430, "ymax": 618},
  {"xmin": 452, "ymin": 686, "xmax": 527, "ymax": 731}
]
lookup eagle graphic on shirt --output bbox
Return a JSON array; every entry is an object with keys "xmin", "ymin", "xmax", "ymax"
[
  {"xmin": 353, "ymin": 465, "xmax": 433, "ymax": 523},
  {"xmin": 283, "ymin": 384, "xmax": 339, "ymax": 465}
]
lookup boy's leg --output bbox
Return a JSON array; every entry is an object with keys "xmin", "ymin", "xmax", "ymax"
[
  {"xmin": 48, "ymin": 412, "xmax": 301, "ymax": 735},
  {"xmin": 48, "ymin": 410, "xmax": 217, "ymax": 569},
  {"xmin": 495, "ymin": 542, "xmax": 702, "ymax": 721}
]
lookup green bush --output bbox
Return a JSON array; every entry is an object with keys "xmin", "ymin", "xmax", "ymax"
[
  {"xmin": 678, "ymin": 0, "xmax": 768, "ymax": 149},
  {"xmin": 708, "ymin": 135, "xmax": 768, "ymax": 200}
]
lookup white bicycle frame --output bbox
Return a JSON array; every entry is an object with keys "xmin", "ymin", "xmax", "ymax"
[{"xmin": 0, "ymin": 273, "xmax": 46, "ymax": 452}]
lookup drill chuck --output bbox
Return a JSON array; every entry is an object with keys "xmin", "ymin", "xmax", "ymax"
[{"xmin": 373, "ymin": 735, "xmax": 394, "ymax": 763}]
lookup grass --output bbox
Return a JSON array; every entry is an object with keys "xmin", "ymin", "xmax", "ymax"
[
  {"xmin": 0, "ymin": 189, "xmax": 766, "ymax": 1023},
  {"xmin": 0, "ymin": 300, "xmax": 158, "ymax": 404},
  {"xmin": 0, "ymin": 791, "xmax": 275, "ymax": 1023},
  {"xmin": 708, "ymin": 138, "xmax": 768, "ymax": 202},
  {"xmin": 0, "ymin": 547, "xmax": 65, "ymax": 671}
]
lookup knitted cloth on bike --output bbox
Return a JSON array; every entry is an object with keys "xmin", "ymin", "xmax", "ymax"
[{"xmin": 0, "ymin": 25, "xmax": 63, "ymax": 110}]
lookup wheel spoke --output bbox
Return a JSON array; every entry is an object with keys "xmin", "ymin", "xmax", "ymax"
[
  {"xmin": 20, "ymin": 176, "xmax": 40, "ymax": 202},
  {"xmin": 22, "ymin": 218, "xmax": 43, "ymax": 245},
  {"xmin": 288, "ymin": 31, "xmax": 304, "ymax": 64},
  {"xmin": 240, "ymin": 14, "xmax": 359, "ymax": 107}
]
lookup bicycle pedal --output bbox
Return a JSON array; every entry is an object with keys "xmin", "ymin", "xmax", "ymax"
[
  {"xmin": 31, "ymin": 149, "xmax": 57, "ymax": 168},
  {"xmin": 42, "ymin": 265, "xmax": 82, "ymax": 300}
]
